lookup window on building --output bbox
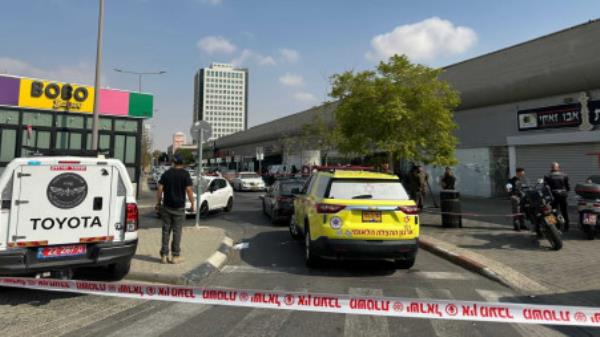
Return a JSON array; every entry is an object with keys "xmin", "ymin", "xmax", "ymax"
[
  {"xmin": 0, "ymin": 109, "xmax": 19, "ymax": 125},
  {"xmin": 22, "ymin": 112, "xmax": 53, "ymax": 127}
]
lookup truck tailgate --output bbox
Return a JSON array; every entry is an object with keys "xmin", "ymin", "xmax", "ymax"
[{"xmin": 11, "ymin": 164, "xmax": 114, "ymax": 246}]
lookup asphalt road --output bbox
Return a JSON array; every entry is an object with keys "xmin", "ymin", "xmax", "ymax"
[{"xmin": 2, "ymin": 192, "xmax": 593, "ymax": 337}]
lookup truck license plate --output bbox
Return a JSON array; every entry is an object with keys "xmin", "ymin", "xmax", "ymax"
[
  {"xmin": 37, "ymin": 245, "xmax": 86, "ymax": 259},
  {"xmin": 583, "ymin": 213, "xmax": 597, "ymax": 225},
  {"xmin": 362, "ymin": 211, "xmax": 382, "ymax": 223}
]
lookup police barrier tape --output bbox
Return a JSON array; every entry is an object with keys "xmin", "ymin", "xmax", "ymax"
[{"xmin": 1, "ymin": 277, "xmax": 600, "ymax": 327}]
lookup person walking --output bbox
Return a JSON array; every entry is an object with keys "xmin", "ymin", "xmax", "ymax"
[
  {"xmin": 544, "ymin": 162, "xmax": 571, "ymax": 232},
  {"xmin": 155, "ymin": 155, "xmax": 195, "ymax": 264},
  {"xmin": 507, "ymin": 167, "xmax": 528, "ymax": 231},
  {"xmin": 440, "ymin": 167, "xmax": 456, "ymax": 190}
]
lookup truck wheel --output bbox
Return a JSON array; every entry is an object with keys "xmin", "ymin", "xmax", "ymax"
[
  {"xmin": 583, "ymin": 225, "xmax": 595, "ymax": 240},
  {"xmin": 108, "ymin": 260, "xmax": 131, "ymax": 281}
]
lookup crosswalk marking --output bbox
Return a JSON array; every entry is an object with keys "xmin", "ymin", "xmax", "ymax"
[
  {"xmin": 345, "ymin": 288, "xmax": 390, "ymax": 337},
  {"xmin": 416, "ymin": 288, "xmax": 485, "ymax": 337},
  {"xmin": 104, "ymin": 303, "xmax": 210, "ymax": 337},
  {"xmin": 475, "ymin": 289, "xmax": 568, "ymax": 337},
  {"xmin": 223, "ymin": 288, "xmax": 302, "ymax": 337},
  {"xmin": 221, "ymin": 265, "xmax": 476, "ymax": 281}
]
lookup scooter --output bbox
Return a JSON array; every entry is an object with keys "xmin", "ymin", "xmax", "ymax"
[
  {"xmin": 520, "ymin": 180, "xmax": 564, "ymax": 251},
  {"xmin": 575, "ymin": 181, "xmax": 600, "ymax": 240}
]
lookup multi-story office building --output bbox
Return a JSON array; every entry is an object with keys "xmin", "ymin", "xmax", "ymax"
[{"xmin": 194, "ymin": 63, "xmax": 248, "ymax": 141}]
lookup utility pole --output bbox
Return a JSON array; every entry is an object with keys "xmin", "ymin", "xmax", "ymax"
[{"xmin": 91, "ymin": 0, "xmax": 104, "ymax": 151}]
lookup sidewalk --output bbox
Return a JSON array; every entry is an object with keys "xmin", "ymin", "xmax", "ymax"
[
  {"xmin": 124, "ymin": 175, "xmax": 233, "ymax": 285},
  {"xmin": 419, "ymin": 198, "xmax": 600, "ymax": 303}
]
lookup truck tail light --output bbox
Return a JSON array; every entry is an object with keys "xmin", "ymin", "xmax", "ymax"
[
  {"xmin": 397, "ymin": 206, "xmax": 419, "ymax": 215},
  {"xmin": 316, "ymin": 203, "xmax": 346, "ymax": 214},
  {"xmin": 126, "ymin": 203, "xmax": 139, "ymax": 232}
]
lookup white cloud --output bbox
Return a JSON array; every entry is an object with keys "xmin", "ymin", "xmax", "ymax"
[
  {"xmin": 279, "ymin": 48, "xmax": 300, "ymax": 63},
  {"xmin": 279, "ymin": 73, "xmax": 304, "ymax": 87},
  {"xmin": 293, "ymin": 92, "xmax": 318, "ymax": 103},
  {"xmin": 231, "ymin": 49, "xmax": 276, "ymax": 67},
  {"xmin": 197, "ymin": 36, "xmax": 236, "ymax": 55},
  {"xmin": 0, "ymin": 57, "xmax": 99, "ymax": 84},
  {"xmin": 366, "ymin": 17, "xmax": 477, "ymax": 62}
]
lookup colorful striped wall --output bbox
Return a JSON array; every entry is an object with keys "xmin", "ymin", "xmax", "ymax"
[{"xmin": 0, "ymin": 74, "xmax": 153, "ymax": 118}]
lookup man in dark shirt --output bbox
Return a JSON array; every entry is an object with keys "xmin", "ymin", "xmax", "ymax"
[
  {"xmin": 441, "ymin": 167, "xmax": 456, "ymax": 190},
  {"xmin": 544, "ymin": 162, "xmax": 571, "ymax": 232},
  {"xmin": 156, "ymin": 156, "xmax": 195, "ymax": 264},
  {"xmin": 507, "ymin": 167, "xmax": 528, "ymax": 231}
]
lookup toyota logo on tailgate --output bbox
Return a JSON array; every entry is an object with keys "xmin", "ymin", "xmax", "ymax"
[{"xmin": 47, "ymin": 173, "xmax": 88, "ymax": 209}]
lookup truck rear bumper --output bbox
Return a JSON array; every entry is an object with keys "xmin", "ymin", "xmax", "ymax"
[{"xmin": 0, "ymin": 240, "xmax": 138, "ymax": 276}]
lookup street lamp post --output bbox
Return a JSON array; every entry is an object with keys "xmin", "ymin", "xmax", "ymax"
[
  {"xmin": 91, "ymin": 0, "xmax": 105, "ymax": 151},
  {"xmin": 113, "ymin": 69, "xmax": 166, "ymax": 92}
]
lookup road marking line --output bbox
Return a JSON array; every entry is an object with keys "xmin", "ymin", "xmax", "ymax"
[
  {"xmin": 104, "ymin": 302, "xmax": 211, "ymax": 337},
  {"xmin": 410, "ymin": 271, "xmax": 476, "ymax": 280},
  {"xmin": 475, "ymin": 289, "xmax": 568, "ymax": 337},
  {"xmin": 416, "ymin": 288, "xmax": 484, "ymax": 337},
  {"xmin": 224, "ymin": 287, "xmax": 300, "ymax": 337},
  {"xmin": 345, "ymin": 288, "xmax": 389, "ymax": 337}
]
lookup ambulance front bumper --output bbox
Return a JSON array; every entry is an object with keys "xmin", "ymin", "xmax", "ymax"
[{"xmin": 0, "ymin": 240, "xmax": 138, "ymax": 275}]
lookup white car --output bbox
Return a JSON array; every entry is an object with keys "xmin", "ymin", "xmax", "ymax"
[
  {"xmin": 0, "ymin": 156, "xmax": 138, "ymax": 280},
  {"xmin": 158, "ymin": 175, "xmax": 234, "ymax": 217},
  {"xmin": 231, "ymin": 172, "xmax": 266, "ymax": 192}
]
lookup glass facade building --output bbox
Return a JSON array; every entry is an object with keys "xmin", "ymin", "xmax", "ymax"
[{"xmin": 194, "ymin": 63, "xmax": 248, "ymax": 141}]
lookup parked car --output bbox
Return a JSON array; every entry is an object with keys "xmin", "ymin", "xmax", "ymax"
[
  {"xmin": 290, "ymin": 169, "xmax": 419, "ymax": 269},
  {"xmin": 0, "ymin": 156, "xmax": 138, "ymax": 280},
  {"xmin": 231, "ymin": 172, "xmax": 266, "ymax": 191},
  {"xmin": 262, "ymin": 178, "xmax": 306, "ymax": 224},
  {"xmin": 158, "ymin": 175, "xmax": 234, "ymax": 217}
]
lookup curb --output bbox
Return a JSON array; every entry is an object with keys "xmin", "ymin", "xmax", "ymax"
[
  {"xmin": 418, "ymin": 237, "xmax": 514, "ymax": 290},
  {"xmin": 126, "ymin": 236, "xmax": 234, "ymax": 286}
]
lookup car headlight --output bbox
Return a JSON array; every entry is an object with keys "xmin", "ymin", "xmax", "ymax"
[{"xmin": 330, "ymin": 216, "xmax": 343, "ymax": 229}]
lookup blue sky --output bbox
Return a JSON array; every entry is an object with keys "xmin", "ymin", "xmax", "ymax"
[{"xmin": 1, "ymin": 0, "xmax": 599, "ymax": 150}]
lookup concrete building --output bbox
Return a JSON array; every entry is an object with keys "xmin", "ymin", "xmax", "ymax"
[
  {"xmin": 194, "ymin": 63, "xmax": 248, "ymax": 141},
  {"xmin": 208, "ymin": 19, "xmax": 600, "ymax": 202}
]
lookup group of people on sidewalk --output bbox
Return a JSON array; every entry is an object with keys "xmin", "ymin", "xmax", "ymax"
[
  {"xmin": 507, "ymin": 162, "xmax": 571, "ymax": 232},
  {"xmin": 405, "ymin": 165, "xmax": 456, "ymax": 210}
]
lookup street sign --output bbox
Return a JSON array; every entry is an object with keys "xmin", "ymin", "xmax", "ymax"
[{"xmin": 190, "ymin": 121, "xmax": 212, "ymax": 142}]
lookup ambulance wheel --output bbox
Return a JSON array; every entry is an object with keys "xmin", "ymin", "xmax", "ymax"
[
  {"xmin": 394, "ymin": 257, "xmax": 416, "ymax": 270},
  {"xmin": 108, "ymin": 260, "xmax": 131, "ymax": 281}
]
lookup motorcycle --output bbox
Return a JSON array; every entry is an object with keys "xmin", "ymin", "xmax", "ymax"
[
  {"xmin": 575, "ymin": 177, "xmax": 600, "ymax": 240},
  {"xmin": 519, "ymin": 180, "xmax": 564, "ymax": 251}
]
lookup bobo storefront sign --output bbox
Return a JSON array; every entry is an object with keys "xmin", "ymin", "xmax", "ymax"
[{"xmin": 18, "ymin": 78, "xmax": 95, "ymax": 113}]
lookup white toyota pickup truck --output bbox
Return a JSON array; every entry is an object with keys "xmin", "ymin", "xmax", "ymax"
[{"xmin": 0, "ymin": 156, "xmax": 138, "ymax": 280}]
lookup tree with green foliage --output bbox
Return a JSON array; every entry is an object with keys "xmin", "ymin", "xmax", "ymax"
[
  {"xmin": 299, "ymin": 108, "xmax": 342, "ymax": 166},
  {"xmin": 329, "ymin": 55, "xmax": 460, "ymax": 166},
  {"xmin": 174, "ymin": 148, "xmax": 195, "ymax": 165}
]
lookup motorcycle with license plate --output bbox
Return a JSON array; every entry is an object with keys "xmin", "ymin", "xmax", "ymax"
[
  {"xmin": 519, "ymin": 180, "xmax": 564, "ymax": 251},
  {"xmin": 575, "ymin": 176, "xmax": 600, "ymax": 240}
]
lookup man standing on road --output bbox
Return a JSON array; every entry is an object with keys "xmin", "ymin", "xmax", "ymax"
[
  {"xmin": 411, "ymin": 165, "xmax": 429, "ymax": 210},
  {"xmin": 156, "ymin": 155, "xmax": 195, "ymax": 264},
  {"xmin": 507, "ymin": 167, "xmax": 528, "ymax": 231},
  {"xmin": 544, "ymin": 162, "xmax": 571, "ymax": 232}
]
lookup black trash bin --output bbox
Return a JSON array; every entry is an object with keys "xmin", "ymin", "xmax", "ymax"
[{"xmin": 440, "ymin": 190, "xmax": 462, "ymax": 228}]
